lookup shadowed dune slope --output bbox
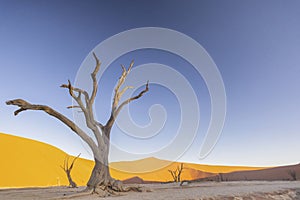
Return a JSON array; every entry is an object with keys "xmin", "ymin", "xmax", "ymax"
[
  {"xmin": 0, "ymin": 133, "xmax": 265, "ymax": 187},
  {"xmin": 219, "ymin": 163, "xmax": 300, "ymax": 181}
]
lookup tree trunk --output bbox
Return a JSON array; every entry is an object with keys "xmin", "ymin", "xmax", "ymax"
[
  {"xmin": 87, "ymin": 158, "xmax": 111, "ymax": 189},
  {"xmin": 87, "ymin": 134, "xmax": 112, "ymax": 190},
  {"xmin": 67, "ymin": 172, "xmax": 77, "ymax": 188},
  {"xmin": 86, "ymin": 129, "xmax": 121, "ymax": 196}
]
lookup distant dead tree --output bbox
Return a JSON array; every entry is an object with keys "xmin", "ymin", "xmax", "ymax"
[
  {"xmin": 168, "ymin": 169, "xmax": 178, "ymax": 182},
  {"xmin": 218, "ymin": 173, "xmax": 224, "ymax": 182},
  {"xmin": 168, "ymin": 163, "xmax": 184, "ymax": 182},
  {"xmin": 177, "ymin": 163, "xmax": 184, "ymax": 182},
  {"xmin": 287, "ymin": 170, "xmax": 297, "ymax": 181},
  {"xmin": 6, "ymin": 53, "xmax": 149, "ymax": 196},
  {"xmin": 61, "ymin": 153, "xmax": 81, "ymax": 188}
]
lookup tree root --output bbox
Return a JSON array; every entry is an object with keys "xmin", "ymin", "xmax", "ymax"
[
  {"xmin": 89, "ymin": 178, "xmax": 152, "ymax": 197},
  {"xmin": 58, "ymin": 178, "xmax": 151, "ymax": 199}
]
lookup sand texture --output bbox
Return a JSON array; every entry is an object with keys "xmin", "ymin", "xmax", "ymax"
[{"xmin": 0, "ymin": 181, "xmax": 299, "ymax": 200}]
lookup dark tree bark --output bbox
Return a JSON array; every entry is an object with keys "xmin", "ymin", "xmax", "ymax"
[
  {"xmin": 177, "ymin": 163, "xmax": 184, "ymax": 182},
  {"xmin": 218, "ymin": 173, "xmax": 224, "ymax": 182},
  {"xmin": 6, "ymin": 53, "xmax": 149, "ymax": 196},
  {"xmin": 168, "ymin": 163, "xmax": 184, "ymax": 183},
  {"xmin": 288, "ymin": 170, "xmax": 297, "ymax": 181},
  {"xmin": 168, "ymin": 169, "xmax": 178, "ymax": 182}
]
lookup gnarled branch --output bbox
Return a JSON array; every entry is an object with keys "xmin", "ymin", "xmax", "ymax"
[
  {"xmin": 105, "ymin": 61, "xmax": 149, "ymax": 135},
  {"xmin": 60, "ymin": 55, "xmax": 103, "ymax": 147},
  {"xmin": 61, "ymin": 153, "xmax": 81, "ymax": 188},
  {"xmin": 60, "ymin": 80, "xmax": 90, "ymax": 104},
  {"xmin": 168, "ymin": 169, "xmax": 178, "ymax": 182},
  {"xmin": 90, "ymin": 52, "xmax": 101, "ymax": 105},
  {"xmin": 5, "ymin": 99, "xmax": 100, "ymax": 159},
  {"xmin": 61, "ymin": 81, "xmax": 95, "ymax": 130},
  {"xmin": 114, "ymin": 81, "xmax": 149, "ymax": 118},
  {"xmin": 67, "ymin": 105, "xmax": 81, "ymax": 109},
  {"xmin": 112, "ymin": 60, "xmax": 134, "ymax": 112}
]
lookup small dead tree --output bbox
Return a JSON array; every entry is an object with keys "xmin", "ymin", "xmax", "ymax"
[
  {"xmin": 6, "ymin": 53, "xmax": 149, "ymax": 196},
  {"xmin": 177, "ymin": 163, "xmax": 184, "ymax": 182},
  {"xmin": 218, "ymin": 173, "xmax": 224, "ymax": 182},
  {"xmin": 61, "ymin": 153, "xmax": 81, "ymax": 188},
  {"xmin": 168, "ymin": 169, "xmax": 178, "ymax": 182},
  {"xmin": 288, "ymin": 170, "xmax": 297, "ymax": 181},
  {"xmin": 168, "ymin": 163, "xmax": 184, "ymax": 182}
]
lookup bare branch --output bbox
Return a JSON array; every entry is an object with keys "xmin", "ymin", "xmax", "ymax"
[
  {"xmin": 90, "ymin": 53, "xmax": 101, "ymax": 105},
  {"xmin": 112, "ymin": 63, "xmax": 133, "ymax": 111},
  {"xmin": 6, "ymin": 99, "xmax": 100, "ymax": 158},
  {"xmin": 60, "ymin": 55, "xmax": 102, "ymax": 146},
  {"xmin": 61, "ymin": 81, "xmax": 89, "ymax": 121},
  {"xmin": 104, "ymin": 62, "xmax": 149, "ymax": 134},
  {"xmin": 61, "ymin": 81, "xmax": 100, "ymax": 140},
  {"xmin": 168, "ymin": 169, "xmax": 178, "ymax": 182},
  {"xmin": 69, "ymin": 153, "xmax": 81, "ymax": 171},
  {"xmin": 105, "ymin": 81, "xmax": 149, "ymax": 133},
  {"xmin": 128, "ymin": 60, "xmax": 134, "ymax": 72},
  {"xmin": 60, "ymin": 81, "xmax": 89, "ymax": 104},
  {"xmin": 60, "ymin": 154, "xmax": 80, "ymax": 188},
  {"xmin": 121, "ymin": 64, "xmax": 126, "ymax": 75},
  {"xmin": 96, "ymin": 121, "xmax": 104, "ymax": 129},
  {"xmin": 118, "ymin": 86, "xmax": 134, "ymax": 98},
  {"xmin": 67, "ymin": 105, "xmax": 81, "ymax": 109},
  {"xmin": 61, "ymin": 80, "xmax": 85, "ymax": 111},
  {"xmin": 62, "ymin": 80, "xmax": 103, "ymax": 148},
  {"xmin": 114, "ymin": 81, "xmax": 149, "ymax": 118}
]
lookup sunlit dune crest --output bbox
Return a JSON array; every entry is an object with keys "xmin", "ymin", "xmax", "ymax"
[{"xmin": 0, "ymin": 133, "xmax": 265, "ymax": 187}]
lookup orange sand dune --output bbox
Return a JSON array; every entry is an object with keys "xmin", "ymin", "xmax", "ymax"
[
  {"xmin": 0, "ymin": 133, "xmax": 94, "ymax": 187},
  {"xmin": 110, "ymin": 157, "xmax": 264, "ymax": 182},
  {"xmin": 0, "ymin": 133, "xmax": 265, "ymax": 187}
]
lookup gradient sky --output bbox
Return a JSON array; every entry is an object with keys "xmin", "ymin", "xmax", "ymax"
[{"xmin": 1, "ymin": 0, "xmax": 300, "ymax": 167}]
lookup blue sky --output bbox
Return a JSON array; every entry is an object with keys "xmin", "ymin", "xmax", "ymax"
[{"xmin": 0, "ymin": 0, "xmax": 300, "ymax": 167}]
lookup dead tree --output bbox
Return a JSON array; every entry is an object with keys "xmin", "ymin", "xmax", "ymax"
[
  {"xmin": 6, "ymin": 53, "xmax": 149, "ymax": 196},
  {"xmin": 168, "ymin": 163, "xmax": 184, "ymax": 182},
  {"xmin": 218, "ymin": 173, "xmax": 224, "ymax": 182},
  {"xmin": 288, "ymin": 170, "xmax": 297, "ymax": 181},
  {"xmin": 61, "ymin": 153, "xmax": 81, "ymax": 188},
  {"xmin": 177, "ymin": 163, "xmax": 184, "ymax": 182},
  {"xmin": 168, "ymin": 169, "xmax": 178, "ymax": 182}
]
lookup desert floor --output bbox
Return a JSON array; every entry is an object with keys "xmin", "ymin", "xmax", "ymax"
[{"xmin": 0, "ymin": 181, "xmax": 299, "ymax": 200}]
